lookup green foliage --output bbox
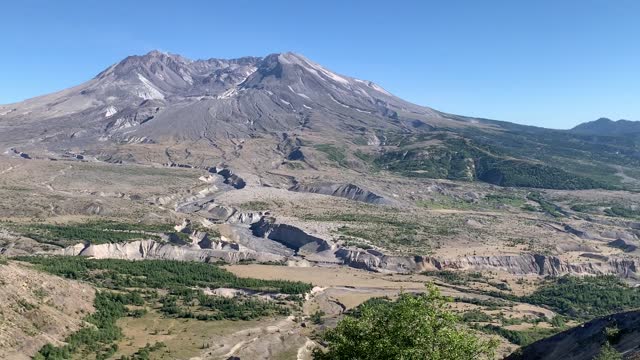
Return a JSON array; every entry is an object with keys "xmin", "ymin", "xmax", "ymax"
[
  {"xmin": 339, "ymin": 237, "xmax": 373, "ymax": 250},
  {"xmin": 524, "ymin": 276, "xmax": 640, "ymax": 319},
  {"xmin": 451, "ymin": 118, "xmax": 640, "ymax": 188},
  {"xmin": 483, "ymin": 193, "xmax": 526, "ymax": 207},
  {"xmin": 422, "ymin": 270, "xmax": 485, "ymax": 285},
  {"xmin": 453, "ymin": 297, "xmax": 509, "ymax": 310},
  {"xmin": 461, "ymin": 309, "xmax": 493, "ymax": 323},
  {"xmin": 374, "ymin": 140, "xmax": 477, "ymax": 181},
  {"xmin": 315, "ymin": 144, "xmax": 348, "ymax": 167},
  {"xmin": 423, "ymin": 270, "xmax": 509, "ymax": 291},
  {"xmin": 17, "ymin": 298, "xmax": 37, "ymax": 310},
  {"xmin": 373, "ymin": 135, "xmax": 610, "ymax": 190},
  {"xmin": 353, "ymin": 150, "xmax": 375, "ymax": 163},
  {"xmin": 159, "ymin": 290, "xmax": 291, "ymax": 321},
  {"xmin": 475, "ymin": 157, "xmax": 605, "ymax": 189},
  {"xmin": 236, "ymin": 200, "xmax": 273, "ymax": 211},
  {"xmin": 417, "ymin": 192, "xmax": 525, "ymax": 212},
  {"xmin": 604, "ymin": 206, "xmax": 640, "ymax": 219},
  {"xmin": 570, "ymin": 203, "xmax": 596, "ymax": 213},
  {"xmin": 475, "ymin": 324, "xmax": 558, "ymax": 346},
  {"xmin": 526, "ymin": 192, "xmax": 564, "ymax": 217},
  {"xmin": 118, "ymin": 342, "xmax": 166, "ymax": 360},
  {"xmin": 5, "ymin": 220, "xmax": 174, "ymax": 247},
  {"xmin": 311, "ymin": 310, "xmax": 326, "ymax": 325},
  {"xmin": 313, "ymin": 285, "xmax": 497, "ymax": 360},
  {"xmin": 29, "ymin": 257, "xmax": 312, "ymax": 359},
  {"xmin": 604, "ymin": 326, "xmax": 621, "ymax": 343},
  {"xmin": 473, "ymin": 275, "xmax": 640, "ymax": 321},
  {"xmin": 18, "ymin": 256, "xmax": 312, "ymax": 294},
  {"xmin": 549, "ymin": 315, "xmax": 566, "ymax": 328},
  {"xmin": 35, "ymin": 291, "xmax": 131, "ymax": 359},
  {"xmin": 594, "ymin": 342, "xmax": 623, "ymax": 360},
  {"xmin": 304, "ymin": 212, "xmax": 458, "ymax": 254}
]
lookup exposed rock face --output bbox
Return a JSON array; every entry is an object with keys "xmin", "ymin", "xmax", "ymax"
[
  {"xmin": 251, "ymin": 217, "xmax": 333, "ymax": 255},
  {"xmin": 608, "ymin": 239, "xmax": 638, "ymax": 253},
  {"xmin": 335, "ymin": 249, "xmax": 640, "ymax": 277},
  {"xmin": 506, "ymin": 310, "xmax": 640, "ymax": 360},
  {"xmin": 219, "ymin": 223, "xmax": 295, "ymax": 257},
  {"xmin": 563, "ymin": 224, "xmax": 594, "ymax": 239},
  {"xmin": 289, "ymin": 182, "xmax": 388, "ymax": 204},
  {"xmin": 55, "ymin": 240, "xmax": 283, "ymax": 263},
  {"xmin": 212, "ymin": 168, "xmax": 246, "ymax": 189},
  {"xmin": 277, "ymin": 135, "xmax": 305, "ymax": 161},
  {"xmin": 335, "ymin": 249, "xmax": 424, "ymax": 273}
]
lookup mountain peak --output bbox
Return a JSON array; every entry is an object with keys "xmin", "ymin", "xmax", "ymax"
[
  {"xmin": 145, "ymin": 49, "xmax": 168, "ymax": 56},
  {"xmin": 0, "ymin": 50, "xmax": 425, "ymax": 148}
]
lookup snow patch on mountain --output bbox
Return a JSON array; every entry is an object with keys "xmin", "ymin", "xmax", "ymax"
[
  {"xmin": 136, "ymin": 74, "xmax": 165, "ymax": 100},
  {"xmin": 104, "ymin": 106, "xmax": 118, "ymax": 118},
  {"xmin": 288, "ymin": 85, "xmax": 311, "ymax": 100}
]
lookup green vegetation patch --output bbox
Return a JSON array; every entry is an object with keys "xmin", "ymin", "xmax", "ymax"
[
  {"xmin": 474, "ymin": 324, "xmax": 559, "ymax": 347},
  {"xmin": 34, "ymin": 291, "xmax": 137, "ymax": 360},
  {"xmin": 422, "ymin": 270, "xmax": 485, "ymax": 285},
  {"xmin": 416, "ymin": 192, "xmax": 526, "ymax": 211},
  {"xmin": 373, "ymin": 134, "xmax": 611, "ymax": 190},
  {"xmin": 235, "ymin": 200, "xmax": 282, "ymax": 211},
  {"xmin": 524, "ymin": 275, "xmax": 640, "ymax": 319},
  {"xmin": 475, "ymin": 157, "xmax": 606, "ymax": 190},
  {"xmin": 3, "ymin": 220, "xmax": 175, "ymax": 247},
  {"xmin": 121, "ymin": 342, "xmax": 167, "ymax": 360},
  {"xmin": 423, "ymin": 270, "xmax": 511, "ymax": 291},
  {"xmin": 304, "ymin": 212, "xmax": 459, "ymax": 254},
  {"xmin": 22, "ymin": 257, "xmax": 313, "ymax": 360},
  {"xmin": 18, "ymin": 257, "xmax": 312, "ymax": 294},
  {"xmin": 470, "ymin": 275, "xmax": 640, "ymax": 320},
  {"xmin": 526, "ymin": 192, "xmax": 564, "ymax": 217},
  {"xmin": 314, "ymin": 144, "xmax": 348, "ymax": 167},
  {"xmin": 313, "ymin": 285, "xmax": 497, "ymax": 359},
  {"xmin": 604, "ymin": 206, "xmax": 640, "ymax": 219},
  {"xmin": 159, "ymin": 290, "xmax": 291, "ymax": 321},
  {"xmin": 374, "ymin": 141, "xmax": 476, "ymax": 181}
]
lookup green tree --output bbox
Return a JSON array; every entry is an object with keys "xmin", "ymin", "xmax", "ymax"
[
  {"xmin": 313, "ymin": 285, "xmax": 497, "ymax": 360},
  {"xmin": 594, "ymin": 342, "xmax": 622, "ymax": 360}
]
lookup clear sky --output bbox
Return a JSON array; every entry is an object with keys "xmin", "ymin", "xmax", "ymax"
[{"xmin": 1, "ymin": 0, "xmax": 639, "ymax": 129}]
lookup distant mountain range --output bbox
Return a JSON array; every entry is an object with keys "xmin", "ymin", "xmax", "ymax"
[
  {"xmin": 1, "ymin": 50, "xmax": 640, "ymax": 190},
  {"xmin": 571, "ymin": 117, "xmax": 640, "ymax": 136}
]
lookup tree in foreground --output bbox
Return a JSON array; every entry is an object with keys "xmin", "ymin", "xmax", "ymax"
[{"xmin": 313, "ymin": 284, "xmax": 498, "ymax": 360}]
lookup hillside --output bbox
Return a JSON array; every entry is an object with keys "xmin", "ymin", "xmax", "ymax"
[
  {"xmin": 506, "ymin": 310, "xmax": 640, "ymax": 359},
  {"xmin": 571, "ymin": 117, "xmax": 640, "ymax": 136},
  {"xmin": 0, "ymin": 260, "xmax": 95, "ymax": 360}
]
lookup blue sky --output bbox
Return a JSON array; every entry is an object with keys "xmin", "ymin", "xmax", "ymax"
[{"xmin": 1, "ymin": 0, "xmax": 639, "ymax": 129}]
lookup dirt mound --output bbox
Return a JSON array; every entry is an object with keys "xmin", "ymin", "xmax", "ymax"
[{"xmin": 290, "ymin": 182, "xmax": 389, "ymax": 204}]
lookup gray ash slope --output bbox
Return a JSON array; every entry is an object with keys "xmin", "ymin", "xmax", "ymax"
[
  {"xmin": 0, "ymin": 51, "xmax": 442, "ymax": 147},
  {"xmin": 2, "ymin": 50, "xmax": 640, "ymax": 190}
]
